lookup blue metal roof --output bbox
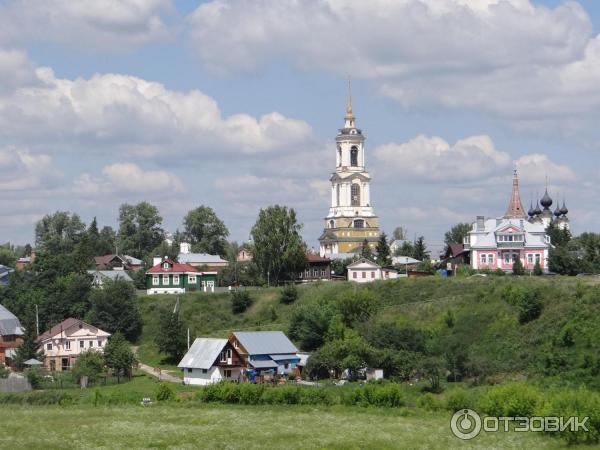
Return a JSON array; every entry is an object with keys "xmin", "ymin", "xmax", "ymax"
[{"xmin": 233, "ymin": 331, "xmax": 298, "ymax": 355}]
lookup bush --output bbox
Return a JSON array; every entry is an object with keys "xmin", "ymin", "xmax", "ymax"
[
  {"xmin": 537, "ymin": 387, "xmax": 600, "ymax": 445},
  {"xmin": 479, "ymin": 383, "xmax": 540, "ymax": 417},
  {"xmin": 26, "ymin": 367, "xmax": 44, "ymax": 389},
  {"xmin": 155, "ymin": 382, "xmax": 175, "ymax": 401},
  {"xmin": 445, "ymin": 387, "xmax": 476, "ymax": 412},
  {"xmin": 280, "ymin": 284, "xmax": 298, "ymax": 304},
  {"xmin": 0, "ymin": 390, "xmax": 74, "ymax": 405},
  {"xmin": 231, "ymin": 290, "xmax": 253, "ymax": 314},
  {"xmin": 417, "ymin": 393, "xmax": 442, "ymax": 411},
  {"xmin": 72, "ymin": 350, "xmax": 105, "ymax": 384},
  {"xmin": 0, "ymin": 363, "xmax": 9, "ymax": 378}
]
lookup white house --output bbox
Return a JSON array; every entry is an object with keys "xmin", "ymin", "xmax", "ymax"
[
  {"xmin": 347, "ymin": 258, "xmax": 398, "ymax": 283},
  {"xmin": 178, "ymin": 338, "xmax": 243, "ymax": 385},
  {"xmin": 37, "ymin": 318, "xmax": 111, "ymax": 371}
]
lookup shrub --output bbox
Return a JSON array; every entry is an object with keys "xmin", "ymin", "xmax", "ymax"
[
  {"xmin": 417, "ymin": 393, "xmax": 442, "ymax": 411},
  {"xmin": 26, "ymin": 367, "xmax": 44, "ymax": 389},
  {"xmin": 155, "ymin": 382, "xmax": 175, "ymax": 401},
  {"xmin": 231, "ymin": 290, "xmax": 252, "ymax": 314},
  {"xmin": 280, "ymin": 284, "xmax": 298, "ymax": 304},
  {"xmin": 72, "ymin": 350, "xmax": 105, "ymax": 384},
  {"xmin": 445, "ymin": 387, "xmax": 475, "ymax": 412},
  {"xmin": 0, "ymin": 363, "xmax": 9, "ymax": 378},
  {"xmin": 479, "ymin": 383, "xmax": 540, "ymax": 417}
]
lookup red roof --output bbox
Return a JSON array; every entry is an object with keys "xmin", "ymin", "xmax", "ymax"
[
  {"xmin": 306, "ymin": 253, "xmax": 331, "ymax": 263},
  {"xmin": 146, "ymin": 258, "xmax": 199, "ymax": 274},
  {"xmin": 37, "ymin": 318, "xmax": 83, "ymax": 342}
]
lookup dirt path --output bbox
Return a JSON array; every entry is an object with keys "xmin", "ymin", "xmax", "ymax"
[{"xmin": 131, "ymin": 346, "xmax": 182, "ymax": 383}]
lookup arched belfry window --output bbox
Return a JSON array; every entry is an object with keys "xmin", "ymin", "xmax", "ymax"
[
  {"xmin": 337, "ymin": 145, "xmax": 342, "ymax": 166},
  {"xmin": 336, "ymin": 185, "xmax": 340, "ymax": 206},
  {"xmin": 354, "ymin": 219, "xmax": 364, "ymax": 228},
  {"xmin": 350, "ymin": 146, "xmax": 358, "ymax": 167},
  {"xmin": 351, "ymin": 184, "xmax": 360, "ymax": 206},
  {"xmin": 329, "ymin": 220, "xmax": 335, "ymax": 229}
]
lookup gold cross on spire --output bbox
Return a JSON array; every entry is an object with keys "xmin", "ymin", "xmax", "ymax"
[{"xmin": 345, "ymin": 75, "xmax": 354, "ymax": 119}]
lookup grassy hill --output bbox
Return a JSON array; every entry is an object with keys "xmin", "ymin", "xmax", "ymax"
[{"xmin": 136, "ymin": 276, "xmax": 600, "ymax": 386}]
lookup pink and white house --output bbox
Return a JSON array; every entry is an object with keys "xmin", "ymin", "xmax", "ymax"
[{"xmin": 464, "ymin": 170, "xmax": 551, "ymax": 273}]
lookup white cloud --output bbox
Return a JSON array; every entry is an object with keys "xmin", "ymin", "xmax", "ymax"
[
  {"xmin": 0, "ymin": 146, "xmax": 59, "ymax": 190},
  {"xmin": 186, "ymin": 0, "xmax": 600, "ymax": 129},
  {"xmin": 516, "ymin": 154, "xmax": 576, "ymax": 184},
  {"xmin": 0, "ymin": 62, "xmax": 312, "ymax": 156},
  {"xmin": 0, "ymin": 0, "xmax": 171, "ymax": 49},
  {"xmin": 74, "ymin": 163, "xmax": 184, "ymax": 195},
  {"xmin": 374, "ymin": 134, "xmax": 512, "ymax": 182}
]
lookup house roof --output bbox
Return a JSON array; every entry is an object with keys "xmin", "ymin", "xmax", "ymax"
[
  {"xmin": 327, "ymin": 253, "xmax": 357, "ymax": 261},
  {"xmin": 178, "ymin": 253, "xmax": 227, "ymax": 265},
  {"xmin": 233, "ymin": 331, "xmax": 298, "ymax": 355},
  {"xmin": 178, "ymin": 338, "xmax": 228, "ymax": 369},
  {"xmin": 0, "ymin": 303, "xmax": 24, "ymax": 336},
  {"xmin": 37, "ymin": 318, "xmax": 83, "ymax": 342},
  {"xmin": 392, "ymin": 256, "xmax": 421, "ymax": 265},
  {"xmin": 146, "ymin": 258, "xmax": 199, "ymax": 274},
  {"xmin": 250, "ymin": 359, "xmax": 279, "ymax": 369},
  {"xmin": 306, "ymin": 253, "xmax": 330, "ymax": 263},
  {"xmin": 124, "ymin": 255, "xmax": 143, "ymax": 266},
  {"xmin": 87, "ymin": 270, "xmax": 133, "ymax": 282},
  {"xmin": 347, "ymin": 258, "xmax": 380, "ymax": 269}
]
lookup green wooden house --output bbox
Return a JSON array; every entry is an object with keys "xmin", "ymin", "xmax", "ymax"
[{"xmin": 146, "ymin": 258, "xmax": 217, "ymax": 295}]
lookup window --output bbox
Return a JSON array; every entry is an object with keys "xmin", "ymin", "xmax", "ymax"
[
  {"xmin": 187, "ymin": 368, "xmax": 192, "ymax": 373},
  {"xmin": 336, "ymin": 185, "xmax": 340, "ymax": 206},
  {"xmin": 362, "ymin": 271, "xmax": 366, "ymax": 278},
  {"xmin": 329, "ymin": 220, "xmax": 335, "ymax": 229},
  {"xmin": 351, "ymin": 184, "xmax": 360, "ymax": 206},
  {"xmin": 152, "ymin": 275, "xmax": 159, "ymax": 286},
  {"xmin": 162, "ymin": 274, "xmax": 169, "ymax": 285},
  {"xmin": 173, "ymin": 275, "xmax": 179, "ymax": 285},
  {"xmin": 226, "ymin": 349, "xmax": 232, "ymax": 359},
  {"xmin": 371, "ymin": 271, "xmax": 375, "ymax": 278},
  {"xmin": 65, "ymin": 340, "xmax": 70, "ymax": 350},
  {"xmin": 535, "ymin": 254, "xmax": 541, "ymax": 264},
  {"xmin": 202, "ymin": 369, "xmax": 208, "ymax": 374},
  {"xmin": 480, "ymin": 254, "xmax": 487, "ymax": 264},
  {"xmin": 352, "ymin": 271, "xmax": 357, "ymax": 279},
  {"xmin": 354, "ymin": 219, "xmax": 364, "ymax": 228},
  {"xmin": 488, "ymin": 254, "xmax": 494, "ymax": 265},
  {"xmin": 188, "ymin": 275, "xmax": 196, "ymax": 284},
  {"xmin": 284, "ymin": 363, "xmax": 289, "ymax": 369},
  {"xmin": 224, "ymin": 369, "xmax": 232, "ymax": 378},
  {"xmin": 305, "ymin": 269, "xmax": 310, "ymax": 277},
  {"xmin": 233, "ymin": 340, "xmax": 239, "ymax": 349},
  {"xmin": 47, "ymin": 343, "xmax": 52, "ymax": 351},
  {"xmin": 321, "ymin": 269, "xmax": 326, "ymax": 277},
  {"xmin": 350, "ymin": 146, "xmax": 358, "ymax": 166},
  {"xmin": 220, "ymin": 351, "xmax": 226, "ymax": 363},
  {"xmin": 163, "ymin": 262, "xmax": 169, "ymax": 269},
  {"xmin": 313, "ymin": 269, "xmax": 318, "ymax": 277},
  {"xmin": 79, "ymin": 340, "xmax": 84, "ymax": 349},
  {"xmin": 527, "ymin": 254, "xmax": 533, "ymax": 264},
  {"xmin": 337, "ymin": 145, "xmax": 342, "ymax": 166},
  {"xmin": 89, "ymin": 340, "xmax": 93, "ymax": 348},
  {"xmin": 504, "ymin": 253, "xmax": 510, "ymax": 264},
  {"xmin": 97, "ymin": 340, "xmax": 102, "ymax": 347}
]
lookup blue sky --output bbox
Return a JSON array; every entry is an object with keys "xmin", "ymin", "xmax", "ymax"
[{"xmin": 1, "ymin": 0, "xmax": 599, "ymax": 253}]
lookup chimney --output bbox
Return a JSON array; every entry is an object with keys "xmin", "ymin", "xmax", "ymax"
[
  {"xmin": 476, "ymin": 216, "xmax": 485, "ymax": 231},
  {"xmin": 180, "ymin": 242, "xmax": 191, "ymax": 254},
  {"xmin": 153, "ymin": 256, "xmax": 162, "ymax": 267}
]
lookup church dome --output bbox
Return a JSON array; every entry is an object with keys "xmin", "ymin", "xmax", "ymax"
[
  {"xmin": 533, "ymin": 201, "xmax": 542, "ymax": 216},
  {"xmin": 540, "ymin": 189, "xmax": 553, "ymax": 209},
  {"xmin": 528, "ymin": 202, "xmax": 535, "ymax": 217},
  {"xmin": 560, "ymin": 201, "xmax": 569, "ymax": 216},
  {"xmin": 554, "ymin": 203, "xmax": 562, "ymax": 217}
]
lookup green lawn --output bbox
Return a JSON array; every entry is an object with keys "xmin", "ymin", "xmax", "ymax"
[{"xmin": 0, "ymin": 404, "xmax": 570, "ymax": 450}]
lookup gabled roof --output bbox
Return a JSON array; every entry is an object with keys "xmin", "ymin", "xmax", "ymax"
[
  {"xmin": 87, "ymin": 270, "xmax": 133, "ymax": 282},
  {"xmin": 178, "ymin": 253, "xmax": 227, "ymax": 264},
  {"xmin": 36, "ymin": 318, "xmax": 109, "ymax": 342},
  {"xmin": 306, "ymin": 253, "xmax": 330, "ymax": 263},
  {"xmin": 178, "ymin": 338, "xmax": 228, "ymax": 369},
  {"xmin": 146, "ymin": 258, "xmax": 199, "ymax": 274},
  {"xmin": 347, "ymin": 258, "xmax": 380, "ymax": 269},
  {"xmin": 0, "ymin": 303, "xmax": 24, "ymax": 336},
  {"xmin": 232, "ymin": 331, "xmax": 298, "ymax": 355}
]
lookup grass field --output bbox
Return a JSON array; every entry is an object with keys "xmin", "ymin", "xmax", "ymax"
[{"xmin": 0, "ymin": 403, "xmax": 570, "ymax": 450}]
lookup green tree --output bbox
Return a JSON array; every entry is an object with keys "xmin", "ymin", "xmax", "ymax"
[
  {"xmin": 155, "ymin": 309, "xmax": 187, "ymax": 363},
  {"xmin": 72, "ymin": 349, "xmax": 105, "ymax": 384},
  {"xmin": 412, "ymin": 236, "xmax": 429, "ymax": 261},
  {"xmin": 280, "ymin": 284, "xmax": 298, "ymax": 304},
  {"xmin": 35, "ymin": 211, "xmax": 86, "ymax": 255},
  {"xmin": 375, "ymin": 232, "xmax": 392, "ymax": 266},
  {"xmin": 183, "ymin": 206, "xmax": 229, "ymax": 256},
  {"xmin": 86, "ymin": 279, "xmax": 142, "ymax": 341},
  {"xmin": 13, "ymin": 314, "xmax": 44, "ymax": 370},
  {"xmin": 336, "ymin": 290, "xmax": 378, "ymax": 327},
  {"xmin": 360, "ymin": 239, "xmax": 374, "ymax": 260},
  {"xmin": 533, "ymin": 260, "xmax": 543, "ymax": 276},
  {"xmin": 393, "ymin": 240, "xmax": 414, "ymax": 257},
  {"xmin": 289, "ymin": 303, "xmax": 335, "ymax": 351},
  {"xmin": 43, "ymin": 273, "xmax": 92, "ymax": 325},
  {"xmin": 330, "ymin": 257, "xmax": 353, "ymax": 278},
  {"xmin": 0, "ymin": 247, "xmax": 16, "ymax": 267},
  {"xmin": 87, "ymin": 218, "xmax": 116, "ymax": 256},
  {"xmin": 444, "ymin": 223, "xmax": 471, "ymax": 246},
  {"xmin": 103, "ymin": 332, "xmax": 137, "ymax": 382},
  {"xmin": 117, "ymin": 202, "xmax": 164, "ymax": 259},
  {"xmin": 231, "ymin": 290, "xmax": 253, "ymax": 314},
  {"xmin": 250, "ymin": 205, "xmax": 307, "ymax": 285},
  {"xmin": 512, "ymin": 257, "xmax": 525, "ymax": 275}
]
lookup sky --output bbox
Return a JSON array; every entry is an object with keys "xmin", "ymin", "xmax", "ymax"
[{"xmin": 1, "ymin": 0, "xmax": 600, "ymax": 253}]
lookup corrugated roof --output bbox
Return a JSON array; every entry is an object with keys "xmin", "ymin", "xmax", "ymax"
[
  {"xmin": 146, "ymin": 258, "xmax": 199, "ymax": 274},
  {"xmin": 178, "ymin": 253, "xmax": 227, "ymax": 264},
  {"xmin": 178, "ymin": 338, "xmax": 228, "ymax": 369},
  {"xmin": 37, "ymin": 318, "xmax": 82, "ymax": 342},
  {"xmin": 233, "ymin": 331, "xmax": 298, "ymax": 355},
  {"xmin": 0, "ymin": 303, "xmax": 24, "ymax": 336},
  {"xmin": 250, "ymin": 360, "xmax": 278, "ymax": 369},
  {"xmin": 87, "ymin": 270, "xmax": 133, "ymax": 282}
]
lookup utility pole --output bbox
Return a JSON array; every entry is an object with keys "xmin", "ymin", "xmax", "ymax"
[
  {"xmin": 35, "ymin": 304, "xmax": 39, "ymax": 336},
  {"xmin": 187, "ymin": 327, "xmax": 190, "ymax": 349}
]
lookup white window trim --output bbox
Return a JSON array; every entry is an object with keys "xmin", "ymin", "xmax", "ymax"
[
  {"xmin": 173, "ymin": 275, "xmax": 180, "ymax": 285},
  {"xmin": 152, "ymin": 275, "xmax": 159, "ymax": 286},
  {"xmin": 162, "ymin": 274, "xmax": 169, "ymax": 285}
]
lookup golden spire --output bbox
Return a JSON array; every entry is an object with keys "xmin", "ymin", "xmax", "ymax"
[{"xmin": 345, "ymin": 75, "xmax": 354, "ymax": 120}]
